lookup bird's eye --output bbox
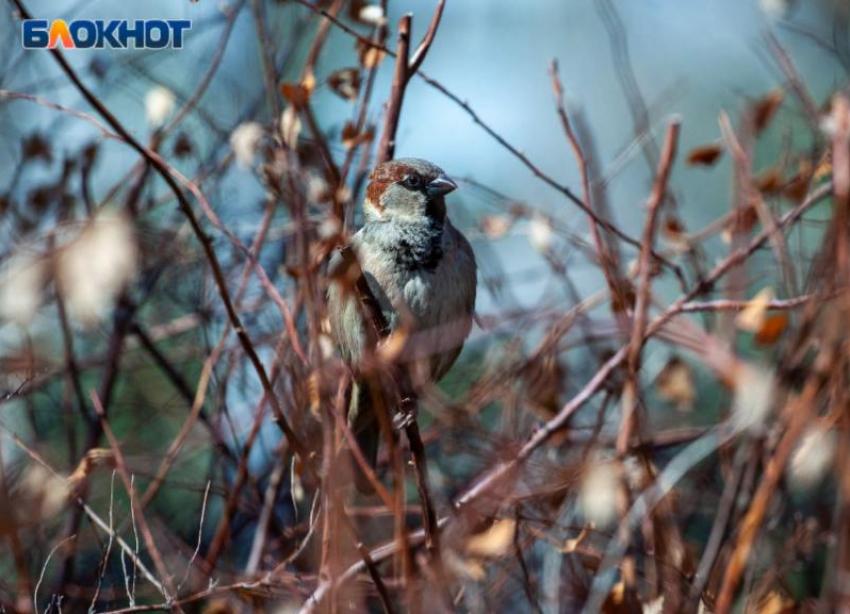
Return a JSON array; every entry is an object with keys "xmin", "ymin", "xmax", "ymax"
[{"xmin": 404, "ymin": 174, "xmax": 422, "ymax": 188}]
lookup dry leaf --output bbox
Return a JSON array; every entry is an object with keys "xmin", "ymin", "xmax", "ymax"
[
  {"xmin": 662, "ymin": 215, "xmax": 685, "ymax": 240},
  {"xmin": 445, "ymin": 551, "xmax": 486, "ymax": 580},
  {"xmin": 465, "ymin": 518, "xmax": 516, "ymax": 558},
  {"xmin": 202, "ymin": 599, "xmax": 236, "ymax": 614},
  {"xmin": 686, "ymin": 143, "xmax": 724, "ymax": 167},
  {"xmin": 280, "ymin": 82, "xmax": 311, "ymax": 108},
  {"xmin": 357, "ymin": 39, "xmax": 386, "ymax": 69},
  {"xmin": 784, "ymin": 159, "xmax": 813, "ymax": 201},
  {"xmin": 736, "ymin": 287, "xmax": 774, "ymax": 332},
  {"xmin": 733, "ymin": 205, "xmax": 759, "ymax": 234},
  {"xmin": 562, "ymin": 526, "xmax": 590, "ymax": 553},
  {"xmin": 302, "ymin": 72, "xmax": 316, "ymax": 94},
  {"xmin": 656, "ymin": 357, "xmax": 696, "ymax": 411},
  {"xmin": 341, "ymin": 122, "xmax": 374, "ymax": 149},
  {"xmin": 755, "ymin": 313, "xmax": 788, "ymax": 345},
  {"xmin": 755, "ymin": 591, "xmax": 794, "ymax": 614},
  {"xmin": 602, "ymin": 581, "xmax": 631, "ymax": 614},
  {"xmin": 814, "ymin": 151, "xmax": 833, "ymax": 182},
  {"xmin": 610, "ymin": 281, "xmax": 636, "ymax": 314},
  {"xmin": 308, "ymin": 373, "xmax": 320, "ymax": 417},
  {"xmin": 662, "ymin": 215, "xmax": 690, "ymax": 252},
  {"xmin": 755, "ymin": 167, "xmax": 783, "ymax": 195},
  {"xmin": 328, "ymin": 68, "xmax": 361, "ymax": 101},
  {"xmin": 753, "ymin": 89, "xmax": 784, "ymax": 135},
  {"xmin": 66, "ymin": 448, "xmax": 115, "ymax": 500}
]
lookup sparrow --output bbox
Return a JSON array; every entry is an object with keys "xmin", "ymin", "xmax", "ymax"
[{"xmin": 327, "ymin": 158, "xmax": 477, "ymax": 492}]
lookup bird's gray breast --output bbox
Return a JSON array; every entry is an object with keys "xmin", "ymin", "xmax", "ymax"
[{"xmin": 354, "ymin": 220, "xmax": 476, "ymax": 380}]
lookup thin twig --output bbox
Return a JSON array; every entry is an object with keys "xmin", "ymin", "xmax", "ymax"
[{"xmin": 377, "ymin": 14, "xmax": 412, "ymax": 164}]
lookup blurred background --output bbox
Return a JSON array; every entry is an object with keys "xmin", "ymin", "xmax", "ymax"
[{"xmin": 1, "ymin": 0, "xmax": 849, "ymax": 612}]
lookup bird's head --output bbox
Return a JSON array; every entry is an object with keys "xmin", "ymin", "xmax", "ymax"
[{"xmin": 363, "ymin": 158, "xmax": 457, "ymax": 224}]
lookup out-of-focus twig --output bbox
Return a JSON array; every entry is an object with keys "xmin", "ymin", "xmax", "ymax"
[
  {"xmin": 91, "ymin": 391, "xmax": 180, "ymax": 604},
  {"xmin": 377, "ymin": 14, "xmax": 412, "ymax": 164}
]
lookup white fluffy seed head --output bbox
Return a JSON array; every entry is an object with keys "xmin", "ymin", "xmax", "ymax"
[
  {"xmin": 758, "ymin": 0, "xmax": 791, "ymax": 19},
  {"xmin": 144, "ymin": 85, "xmax": 176, "ymax": 128},
  {"xmin": 19, "ymin": 464, "xmax": 69, "ymax": 520},
  {"xmin": 230, "ymin": 121, "xmax": 264, "ymax": 168},
  {"xmin": 359, "ymin": 4, "xmax": 386, "ymax": 25},
  {"xmin": 307, "ymin": 174, "xmax": 328, "ymax": 203},
  {"xmin": 57, "ymin": 211, "xmax": 138, "ymax": 326},
  {"xmin": 580, "ymin": 461, "xmax": 619, "ymax": 527},
  {"xmin": 317, "ymin": 216, "xmax": 342, "ymax": 241},
  {"xmin": 732, "ymin": 365, "xmax": 775, "ymax": 433},
  {"xmin": 643, "ymin": 597, "xmax": 664, "ymax": 614},
  {"xmin": 528, "ymin": 215, "xmax": 554, "ymax": 253},
  {"xmin": 0, "ymin": 253, "xmax": 45, "ymax": 326},
  {"xmin": 789, "ymin": 427, "xmax": 836, "ymax": 490}
]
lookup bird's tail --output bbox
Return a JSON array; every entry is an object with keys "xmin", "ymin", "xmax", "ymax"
[{"xmin": 349, "ymin": 380, "xmax": 380, "ymax": 494}]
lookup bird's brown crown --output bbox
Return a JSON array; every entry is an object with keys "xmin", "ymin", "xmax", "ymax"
[{"xmin": 365, "ymin": 158, "xmax": 444, "ymax": 213}]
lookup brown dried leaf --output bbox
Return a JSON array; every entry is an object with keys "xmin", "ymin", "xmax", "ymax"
[
  {"xmin": 173, "ymin": 132, "xmax": 193, "ymax": 158},
  {"xmin": 445, "ymin": 551, "xmax": 486, "ymax": 580},
  {"xmin": 357, "ymin": 39, "xmax": 386, "ymax": 69},
  {"xmin": 347, "ymin": 0, "xmax": 367, "ymax": 21},
  {"xmin": 686, "ymin": 143, "xmax": 724, "ymax": 167},
  {"xmin": 67, "ymin": 448, "xmax": 115, "ymax": 500},
  {"xmin": 341, "ymin": 122, "xmax": 374, "ymax": 149},
  {"xmin": 610, "ymin": 281, "xmax": 636, "ymax": 313},
  {"xmin": 328, "ymin": 67, "xmax": 362, "ymax": 101},
  {"xmin": 601, "ymin": 582, "xmax": 630, "ymax": 614},
  {"xmin": 280, "ymin": 82, "xmax": 311, "ymax": 108},
  {"xmin": 756, "ymin": 591, "xmax": 794, "ymax": 614},
  {"xmin": 202, "ymin": 600, "xmax": 236, "ymax": 614},
  {"xmin": 308, "ymin": 373, "xmax": 320, "ymax": 417},
  {"xmin": 755, "ymin": 313, "xmax": 788, "ymax": 346},
  {"xmin": 783, "ymin": 160, "xmax": 813, "ymax": 202},
  {"xmin": 656, "ymin": 357, "xmax": 695, "ymax": 411},
  {"xmin": 562, "ymin": 526, "xmax": 590, "ymax": 553},
  {"xmin": 662, "ymin": 216, "xmax": 685, "ymax": 239},
  {"xmin": 22, "ymin": 133, "xmax": 52, "ymax": 163},
  {"xmin": 755, "ymin": 167, "xmax": 783, "ymax": 195},
  {"xmin": 753, "ymin": 88, "xmax": 784, "ymax": 135},
  {"xmin": 731, "ymin": 204, "xmax": 759, "ymax": 234},
  {"xmin": 814, "ymin": 152, "xmax": 833, "ymax": 182},
  {"xmin": 662, "ymin": 215, "xmax": 690, "ymax": 252},
  {"xmin": 466, "ymin": 519, "xmax": 516, "ymax": 558}
]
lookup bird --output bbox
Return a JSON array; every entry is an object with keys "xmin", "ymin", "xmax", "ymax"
[{"xmin": 327, "ymin": 158, "xmax": 477, "ymax": 492}]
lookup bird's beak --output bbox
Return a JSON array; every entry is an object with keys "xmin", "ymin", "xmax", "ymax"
[{"xmin": 427, "ymin": 174, "xmax": 457, "ymax": 197}]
